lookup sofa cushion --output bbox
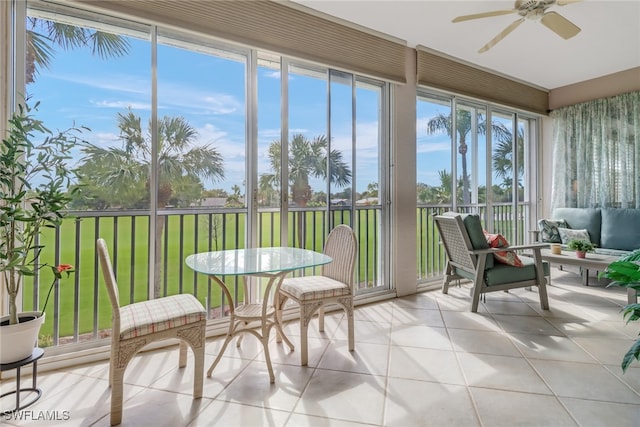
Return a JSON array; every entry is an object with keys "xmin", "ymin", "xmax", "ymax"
[
  {"xmin": 552, "ymin": 208, "xmax": 602, "ymax": 247},
  {"xmin": 601, "ymin": 208, "xmax": 640, "ymax": 251},
  {"xmin": 537, "ymin": 218, "xmax": 569, "ymax": 243},
  {"xmin": 558, "ymin": 228, "xmax": 592, "ymax": 245},
  {"xmin": 484, "ymin": 232, "xmax": 523, "ymax": 267}
]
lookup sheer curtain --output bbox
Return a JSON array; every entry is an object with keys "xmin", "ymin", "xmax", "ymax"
[{"xmin": 551, "ymin": 91, "xmax": 640, "ymax": 209}]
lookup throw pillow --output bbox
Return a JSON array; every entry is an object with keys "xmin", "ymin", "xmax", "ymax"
[
  {"xmin": 483, "ymin": 232, "xmax": 523, "ymax": 267},
  {"xmin": 537, "ymin": 218, "xmax": 569, "ymax": 243},
  {"xmin": 558, "ymin": 228, "xmax": 591, "ymax": 245}
]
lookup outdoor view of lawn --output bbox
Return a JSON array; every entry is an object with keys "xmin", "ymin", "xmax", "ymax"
[{"xmin": 14, "ymin": 13, "xmax": 526, "ymax": 348}]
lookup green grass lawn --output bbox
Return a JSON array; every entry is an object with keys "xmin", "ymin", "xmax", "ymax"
[{"xmin": 23, "ymin": 208, "xmax": 385, "ymax": 342}]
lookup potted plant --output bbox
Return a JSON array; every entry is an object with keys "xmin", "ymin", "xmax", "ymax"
[
  {"xmin": 567, "ymin": 239, "xmax": 594, "ymax": 258},
  {"xmin": 0, "ymin": 101, "xmax": 82, "ymax": 363},
  {"xmin": 600, "ymin": 260, "xmax": 640, "ymax": 372}
]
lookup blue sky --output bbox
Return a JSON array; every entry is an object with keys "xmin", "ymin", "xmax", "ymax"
[{"xmin": 28, "ymin": 21, "xmax": 458, "ymax": 195}]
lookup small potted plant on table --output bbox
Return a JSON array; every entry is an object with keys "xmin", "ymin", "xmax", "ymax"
[{"xmin": 567, "ymin": 239, "xmax": 594, "ymax": 259}]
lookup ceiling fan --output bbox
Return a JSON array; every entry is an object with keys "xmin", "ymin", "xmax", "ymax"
[{"xmin": 452, "ymin": 0, "xmax": 582, "ymax": 53}]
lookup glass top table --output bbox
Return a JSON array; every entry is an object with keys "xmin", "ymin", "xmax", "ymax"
[
  {"xmin": 185, "ymin": 247, "xmax": 332, "ymax": 383},
  {"xmin": 185, "ymin": 247, "xmax": 332, "ymax": 276}
]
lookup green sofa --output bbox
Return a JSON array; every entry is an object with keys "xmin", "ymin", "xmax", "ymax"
[{"xmin": 549, "ymin": 208, "xmax": 640, "ymax": 256}]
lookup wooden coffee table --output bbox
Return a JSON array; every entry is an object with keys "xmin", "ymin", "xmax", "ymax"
[{"xmin": 532, "ymin": 248, "xmax": 617, "ymax": 287}]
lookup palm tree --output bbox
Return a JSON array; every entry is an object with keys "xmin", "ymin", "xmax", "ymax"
[
  {"xmin": 492, "ymin": 127, "xmax": 525, "ymax": 189},
  {"xmin": 79, "ymin": 108, "xmax": 224, "ymax": 297},
  {"xmin": 260, "ymin": 133, "xmax": 351, "ymax": 246},
  {"xmin": 26, "ymin": 17, "xmax": 130, "ymax": 84},
  {"xmin": 426, "ymin": 110, "xmax": 510, "ymax": 205}
]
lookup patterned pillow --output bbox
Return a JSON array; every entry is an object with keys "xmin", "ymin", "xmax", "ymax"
[
  {"xmin": 537, "ymin": 218, "xmax": 569, "ymax": 243},
  {"xmin": 483, "ymin": 232, "xmax": 524, "ymax": 267},
  {"xmin": 558, "ymin": 228, "xmax": 591, "ymax": 245}
]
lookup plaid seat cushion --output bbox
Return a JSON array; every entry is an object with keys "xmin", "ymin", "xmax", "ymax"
[
  {"xmin": 281, "ymin": 275, "xmax": 351, "ymax": 301},
  {"xmin": 120, "ymin": 293, "xmax": 206, "ymax": 340}
]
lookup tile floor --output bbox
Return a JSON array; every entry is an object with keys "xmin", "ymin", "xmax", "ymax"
[{"xmin": 2, "ymin": 267, "xmax": 640, "ymax": 426}]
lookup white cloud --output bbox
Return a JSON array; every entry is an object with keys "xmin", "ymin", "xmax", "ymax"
[
  {"xmin": 417, "ymin": 140, "xmax": 451, "ymax": 154},
  {"xmin": 92, "ymin": 100, "xmax": 151, "ymax": 110}
]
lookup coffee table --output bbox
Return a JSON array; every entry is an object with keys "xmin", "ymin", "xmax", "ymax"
[{"xmin": 528, "ymin": 248, "xmax": 617, "ymax": 287}]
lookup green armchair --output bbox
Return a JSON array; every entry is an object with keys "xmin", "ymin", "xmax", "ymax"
[{"xmin": 434, "ymin": 213, "xmax": 550, "ymax": 312}]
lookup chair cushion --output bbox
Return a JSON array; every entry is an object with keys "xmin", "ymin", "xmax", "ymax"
[
  {"xmin": 443, "ymin": 212, "xmax": 494, "ymax": 269},
  {"xmin": 483, "ymin": 257, "xmax": 550, "ymax": 287},
  {"xmin": 119, "ymin": 294, "xmax": 206, "ymax": 340},
  {"xmin": 280, "ymin": 275, "xmax": 351, "ymax": 301}
]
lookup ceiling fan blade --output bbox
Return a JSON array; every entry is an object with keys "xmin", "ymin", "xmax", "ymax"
[
  {"xmin": 478, "ymin": 18, "xmax": 525, "ymax": 53},
  {"xmin": 452, "ymin": 9, "xmax": 515, "ymax": 23},
  {"xmin": 541, "ymin": 11, "xmax": 581, "ymax": 39}
]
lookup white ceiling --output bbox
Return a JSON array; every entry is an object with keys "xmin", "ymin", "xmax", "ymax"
[{"xmin": 290, "ymin": 0, "xmax": 640, "ymax": 90}]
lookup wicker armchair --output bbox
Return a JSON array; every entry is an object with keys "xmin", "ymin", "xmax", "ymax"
[
  {"xmin": 433, "ymin": 213, "xmax": 550, "ymax": 312},
  {"xmin": 97, "ymin": 239, "xmax": 206, "ymax": 425},
  {"xmin": 278, "ymin": 225, "xmax": 358, "ymax": 365}
]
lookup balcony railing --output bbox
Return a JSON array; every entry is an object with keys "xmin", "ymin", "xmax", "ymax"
[
  {"xmin": 20, "ymin": 201, "xmax": 526, "ymax": 350},
  {"xmin": 21, "ymin": 205, "xmax": 382, "ymax": 349},
  {"xmin": 416, "ymin": 202, "xmax": 529, "ymax": 282}
]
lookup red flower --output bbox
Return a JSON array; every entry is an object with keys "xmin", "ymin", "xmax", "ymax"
[{"xmin": 56, "ymin": 264, "xmax": 74, "ymax": 273}]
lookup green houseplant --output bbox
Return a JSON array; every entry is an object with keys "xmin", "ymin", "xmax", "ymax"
[
  {"xmin": 567, "ymin": 239, "xmax": 594, "ymax": 258},
  {"xmin": 600, "ymin": 260, "xmax": 640, "ymax": 372},
  {"xmin": 0, "ymin": 101, "xmax": 82, "ymax": 362}
]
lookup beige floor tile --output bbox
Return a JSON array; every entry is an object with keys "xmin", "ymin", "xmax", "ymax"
[
  {"xmin": 214, "ymin": 360, "xmax": 313, "ymax": 412},
  {"xmin": 384, "ymin": 378, "xmax": 479, "ymax": 427},
  {"xmin": 255, "ymin": 335, "xmax": 330, "ymax": 368},
  {"xmin": 200, "ymin": 356, "xmax": 252, "ymax": 399},
  {"xmin": 605, "ymin": 364, "xmax": 640, "ymax": 394},
  {"xmin": 390, "ymin": 324, "xmax": 452, "ymax": 350},
  {"xmin": 572, "ymin": 336, "xmax": 637, "ymax": 365},
  {"xmin": 457, "ymin": 353, "xmax": 552, "ymax": 394},
  {"xmin": 561, "ymin": 397, "xmax": 640, "ymax": 427},
  {"xmin": 188, "ymin": 400, "xmax": 290, "ymax": 427},
  {"xmin": 509, "ymin": 333, "xmax": 597, "ymax": 363},
  {"xmin": 332, "ymin": 318, "xmax": 391, "ymax": 345},
  {"xmin": 92, "ymin": 388, "xmax": 210, "ymax": 427},
  {"xmin": 9, "ymin": 375, "xmax": 143, "ymax": 426},
  {"xmin": 280, "ymin": 311, "xmax": 344, "ymax": 339},
  {"xmin": 531, "ymin": 359, "xmax": 640, "ymax": 404},
  {"xmin": 484, "ymin": 300, "xmax": 538, "ymax": 317},
  {"xmin": 391, "ymin": 306, "xmax": 444, "ymax": 328},
  {"xmin": 6, "ymin": 270, "xmax": 640, "ymax": 426},
  {"xmin": 391, "ymin": 293, "xmax": 439, "ymax": 310},
  {"xmin": 448, "ymin": 329, "xmax": 521, "ymax": 357},
  {"xmin": 470, "ymin": 387, "xmax": 578, "ymax": 427},
  {"xmin": 294, "ymin": 369, "xmax": 385, "ymax": 425},
  {"xmin": 354, "ymin": 302, "xmax": 394, "ymax": 323},
  {"xmin": 492, "ymin": 314, "xmax": 564, "ymax": 336},
  {"xmin": 547, "ymin": 318, "xmax": 631, "ymax": 338},
  {"xmin": 317, "ymin": 341, "xmax": 389, "ymax": 376},
  {"xmin": 205, "ymin": 333, "xmax": 264, "ymax": 360},
  {"xmin": 441, "ymin": 311, "xmax": 501, "ymax": 332},
  {"xmin": 285, "ymin": 412, "xmax": 378, "ymax": 427},
  {"xmin": 388, "ymin": 346, "xmax": 465, "ymax": 385}
]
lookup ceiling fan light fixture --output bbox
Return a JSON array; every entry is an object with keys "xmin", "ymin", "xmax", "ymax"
[{"xmin": 452, "ymin": 0, "xmax": 582, "ymax": 53}]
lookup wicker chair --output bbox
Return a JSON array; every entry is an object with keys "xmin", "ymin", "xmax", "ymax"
[
  {"xmin": 278, "ymin": 225, "xmax": 358, "ymax": 366},
  {"xmin": 433, "ymin": 213, "xmax": 550, "ymax": 312},
  {"xmin": 97, "ymin": 239, "xmax": 206, "ymax": 426}
]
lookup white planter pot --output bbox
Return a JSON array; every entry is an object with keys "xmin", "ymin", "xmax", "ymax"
[{"xmin": 0, "ymin": 311, "xmax": 45, "ymax": 364}]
